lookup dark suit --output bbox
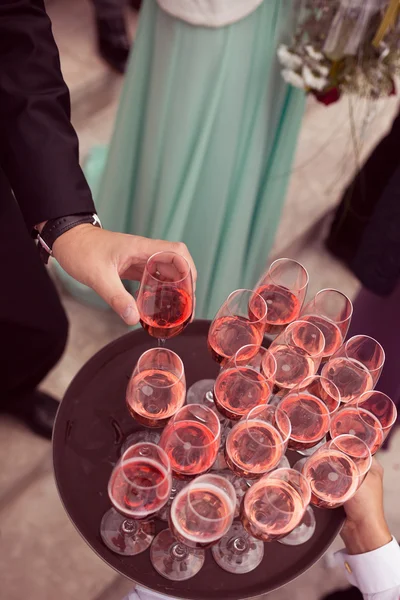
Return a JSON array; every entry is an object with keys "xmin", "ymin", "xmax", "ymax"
[{"xmin": 0, "ymin": 0, "xmax": 95, "ymax": 401}]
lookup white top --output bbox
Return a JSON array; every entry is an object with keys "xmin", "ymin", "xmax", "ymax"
[
  {"xmin": 156, "ymin": 0, "xmax": 264, "ymax": 27},
  {"xmin": 124, "ymin": 537, "xmax": 400, "ymax": 600}
]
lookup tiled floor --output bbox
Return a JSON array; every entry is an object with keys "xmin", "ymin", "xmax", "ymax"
[{"xmin": 1, "ymin": 1, "xmax": 400, "ymax": 599}]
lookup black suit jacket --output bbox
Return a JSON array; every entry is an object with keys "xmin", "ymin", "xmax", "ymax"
[{"xmin": 0, "ymin": 0, "xmax": 95, "ymax": 231}]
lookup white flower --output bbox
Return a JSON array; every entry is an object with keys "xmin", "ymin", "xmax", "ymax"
[
  {"xmin": 277, "ymin": 44, "xmax": 303, "ymax": 70},
  {"xmin": 281, "ymin": 69, "xmax": 306, "ymax": 89},
  {"xmin": 302, "ymin": 65, "xmax": 328, "ymax": 91},
  {"xmin": 314, "ymin": 63, "xmax": 330, "ymax": 77},
  {"xmin": 305, "ymin": 45, "xmax": 324, "ymax": 61}
]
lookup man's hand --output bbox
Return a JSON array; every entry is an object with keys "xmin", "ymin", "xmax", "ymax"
[
  {"xmin": 341, "ymin": 458, "xmax": 392, "ymax": 555},
  {"xmin": 52, "ymin": 225, "xmax": 197, "ymax": 325}
]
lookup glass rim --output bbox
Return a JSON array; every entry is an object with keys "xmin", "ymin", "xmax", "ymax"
[
  {"xmin": 135, "ymin": 347, "xmax": 185, "ymax": 387},
  {"xmin": 311, "ymin": 288, "xmax": 354, "ymax": 324},
  {"xmin": 329, "ymin": 405, "xmax": 384, "ymax": 446},
  {"xmin": 246, "ymin": 468, "xmax": 311, "ymax": 516},
  {"xmin": 145, "ymin": 250, "xmax": 191, "ymax": 284},
  {"xmin": 232, "ymin": 345, "xmax": 277, "ymax": 382},
  {"xmin": 185, "ymin": 475, "xmax": 236, "ymax": 523},
  {"xmin": 283, "ymin": 319, "xmax": 326, "ymax": 357},
  {"xmin": 327, "ymin": 434, "xmax": 372, "ymax": 478},
  {"xmin": 111, "ymin": 445, "xmax": 171, "ymax": 494},
  {"xmin": 170, "ymin": 403, "xmax": 221, "ymax": 447},
  {"xmin": 288, "ymin": 375, "xmax": 341, "ymax": 414},
  {"xmin": 355, "ymin": 390, "xmax": 398, "ymax": 431},
  {"xmin": 268, "ymin": 257, "xmax": 310, "ymax": 292},
  {"xmin": 225, "ymin": 288, "xmax": 268, "ymax": 323},
  {"xmin": 244, "ymin": 404, "xmax": 292, "ymax": 447},
  {"xmin": 344, "ymin": 335, "xmax": 386, "ymax": 372},
  {"xmin": 322, "ymin": 355, "xmax": 373, "ymax": 381}
]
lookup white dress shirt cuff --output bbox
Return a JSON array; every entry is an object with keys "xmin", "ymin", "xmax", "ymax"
[
  {"xmin": 335, "ymin": 537, "xmax": 400, "ymax": 594},
  {"xmin": 123, "ymin": 587, "xmax": 171, "ymax": 600}
]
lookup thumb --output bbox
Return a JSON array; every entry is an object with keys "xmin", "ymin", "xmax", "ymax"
[{"xmin": 93, "ymin": 270, "xmax": 140, "ymax": 325}]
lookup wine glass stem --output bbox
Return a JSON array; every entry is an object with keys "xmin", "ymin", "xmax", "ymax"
[{"xmin": 158, "ymin": 338, "xmax": 166, "ymax": 348}]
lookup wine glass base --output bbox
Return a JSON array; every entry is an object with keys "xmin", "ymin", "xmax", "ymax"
[
  {"xmin": 186, "ymin": 380, "xmax": 216, "ymax": 406},
  {"xmin": 150, "ymin": 529, "xmax": 205, "ymax": 581},
  {"xmin": 100, "ymin": 508, "xmax": 155, "ymax": 556},
  {"xmin": 278, "ymin": 506, "xmax": 316, "ymax": 546},
  {"xmin": 217, "ymin": 472, "xmax": 250, "ymax": 518},
  {"xmin": 211, "ymin": 522, "xmax": 264, "ymax": 574},
  {"xmin": 157, "ymin": 478, "xmax": 187, "ymax": 522},
  {"xmin": 120, "ymin": 430, "xmax": 161, "ymax": 456},
  {"xmin": 292, "ymin": 457, "xmax": 307, "ymax": 473}
]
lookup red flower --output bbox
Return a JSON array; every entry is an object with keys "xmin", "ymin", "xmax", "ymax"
[
  {"xmin": 312, "ymin": 87, "xmax": 341, "ymax": 106},
  {"xmin": 390, "ymin": 79, "xmax": 396, "ymax": 96}
]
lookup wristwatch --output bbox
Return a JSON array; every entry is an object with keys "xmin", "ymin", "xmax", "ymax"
[{"xmin": 34, "ymin": 213, "xmax": 102, "ymax": 264}]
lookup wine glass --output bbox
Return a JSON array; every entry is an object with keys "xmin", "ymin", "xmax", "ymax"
[
  {"xmin": 224, "ymin": 405, "xmax": 291, "ymax": 479},
  {"xmin": 212, "ymin": 468, "xmax": 311, "ymax": 574},
  {"xmin": 278, "ymin": 375, "xmax": 340, "ymax": 454},
  {"xmin": 269, "ymin": 320, "xmax": 325, "ymax": 394},
  {"xmin": 352, "ymin": 390, "xmax": 397, "ymax": 442},
  {"xmin": 100, "ymin": 443, "xmax": 172, "ymax": 555},
  {"xmin": 329, "ymin": 405, "xmax": 384, "ymax": 455},
  {"xmin": 160, "ymin": 404, "xmax": 220, "ymax": 478},
  {"xmin": 151, "ymin": 474, "xmax": 236, "ymax": 581},
  {"xmin": 136, "ymin": 251, "xmax": 194, "ymax": 346},
  {"xmin": 254, "ymin": 258, "xmax": 309, "ymax": 335},
  {"xmin": 301, "ymin": 434, "xmax": 372, "ymax": 509},
  {"xmin": 213, "ymin": 345, "xmax": 277, "ymax": 421},
  {"xmin": 187, "ymin": 289, "xmax": 267, "ymax": 405},
  {"xmin": 300, "ymin": 289, "xmax": 353, "ymax": 360}
]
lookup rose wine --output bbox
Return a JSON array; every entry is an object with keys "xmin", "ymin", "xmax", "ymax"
[
  {"xmin": 302, "ymin": 449, "xmax": 360, "ymax": 508},
  {"xmin": 126, "ymin": 369, "xmax": 185, "ymax": 427},
  {"xmin": 255, "ymin": 285, "xmax": 301, "ymax": 335},
  {"xmin": 213, "ymin": 367, "xmax": 271, "ymax": 420},
  {"xmin": 207, "ymin": 316, "xmax": 263, "ymax": 364},
  {"xmin": 279, "ymin": 392, "xmax": 331, "ymax": 450},
  {"xmin": 109, "ymin": 458, "xmax": 171, "ymax": 518},
  {"xmin": 170, "ymin": 483, "xmax": 234, "ymax": 548},
  {"xmin": 160, "ymin": 421, "xmax": 219, "ymax": 477},
  {"xmin": 225, "ymin": 420, "xmax": 283, "ymax": 478},
  {"xmin": 242, "ymin": 479, "xmax": 304, "ymax": 541},
  {"xmin": 270, "ymin": 345, "xmax": 315, "ymax": 391},
  {"xmin": 322, "ymin": 358, "xmax": 373, "ymax": 403},
  {"xmin": 138, "ymin": 286, "xmax": 193, "ymax": 339},
  {"xmin": 330, "ymin": 407, "xmax": 383, "ymax": 455},
  {"xmin": 301, "ymin": 315, "xmax": 343, "ymax": 358}
]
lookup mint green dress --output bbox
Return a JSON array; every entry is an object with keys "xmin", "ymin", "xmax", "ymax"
[{"xmin": 58, "ymin": 0, "xmax": 305, "ymax": 319}]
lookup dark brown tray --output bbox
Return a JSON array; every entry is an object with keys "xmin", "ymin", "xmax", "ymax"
[{"xmin": 53, "ymin": 320, "xmax": 344, "ymax": 600}]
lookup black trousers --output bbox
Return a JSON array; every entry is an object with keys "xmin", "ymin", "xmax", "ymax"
[{"xmin": 0, "ymin": 170, "xmax": 68, "ymax": 404}]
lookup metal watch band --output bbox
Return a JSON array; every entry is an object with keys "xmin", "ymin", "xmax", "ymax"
[{"xmin": 36, "ymin": 213, "xmax": 102, "ymax": 264}]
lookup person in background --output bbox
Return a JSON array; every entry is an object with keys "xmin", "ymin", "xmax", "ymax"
[
  {"xmin": 91, "ymin": 0, "xmax": 142, "ymax": 73},
  {"xmin": 57, "ymin": 0, "xmax": 306, "ymax": 319},
  {"xmin": 124, "ymin": 460, "xmax": 400, "ymax": 600},
  {"xmin": 0, "ymin": 0, "xmax": 195, "ymax": 439}
]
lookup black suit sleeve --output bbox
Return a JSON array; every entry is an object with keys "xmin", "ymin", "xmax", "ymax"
[{"xmin": 0, "ymin": 0, "xmax": 95, "ymax": 231}]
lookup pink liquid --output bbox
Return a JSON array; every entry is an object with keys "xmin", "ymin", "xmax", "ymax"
[
  {"xmin": 170, "ymin": 483, "xmax": 233, "ymax": 548},
  {"xmin": 303, "ymin": 450, "xmax": 359, "ymax": 508},
  {"xmin": 160, "ymin": 421, "xmax": 219, "ymax": 477},
  {"xmin": 213, "ymin": 367, "xmax": 271, "ymax": 420},
  {"xmin": 322, "ymin": 358, "xmax": 373, "ymax": 403},
  {"xmin": 109, "ymin": 458, "xmax": 170, "ymax": 518},
  {"xmin": 330, "ymin": 406, "xmax": 383, "ymax": 455},
  {"xmin": 138, "ymin": 286, "xmax": 193, "ymax": 339},
  {"xmin": 225, "ymin": 420, "xmax": 283, "ymax": 478},
  {"xmin": 255, "ymin": 285, "xmax": 301, "ymax": 335},
  {"xmin": 301, "ymin": 315, "xmax": 343, "ymax": 357},
  {"xmin": 126, "ymin": 369, "xmax": 185, "ymax": 427},
  {"xmin": 208, "ymin": 316, "xmax": 263, "ymax": 365},
  {"xmin": 242, "ymin": 479, "xmax": 304, "ymax": 541},
  {"xmin": 270, "ymin": 344, "xmax": 315, "ymax": 390},
  {"xmin": 279, "ymin": 392, "xmax": 330, "ymax": 450}
]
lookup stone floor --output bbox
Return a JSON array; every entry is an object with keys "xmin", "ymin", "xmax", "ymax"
[{"xmin": 1, "ymin": 1, "xmax": 400, "ymax": 599}]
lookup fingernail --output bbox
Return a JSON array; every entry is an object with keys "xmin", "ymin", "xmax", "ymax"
[{"xmin": 122, "ymin": 305, "xmax": 133, "ymax": 319}]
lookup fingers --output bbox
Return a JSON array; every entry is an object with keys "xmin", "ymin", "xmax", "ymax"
[
  {"xmin": 92, "ymin": 270, "xmax": 140, "ymax": 325},
  {"xmin": 170, "ymin": 242, "xmax": 197, "ymax": 287}
]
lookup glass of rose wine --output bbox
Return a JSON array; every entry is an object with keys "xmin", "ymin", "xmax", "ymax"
[
  {"xmin": 300, "ymin": 289, "xmax": 353, "ymax": 360},
  {"xmin": 352, "ymin": 390, "xmax": 397, "ymax": 442},
  {"xmin": 212, "ymin": 468, "xmax": 311, "ymax": 574},
  {"xmin": 100, "ymin": 442, "xmax": 172, "ymax": 555},
  {"xmin": 136, "ymin": 251, "xmax": 194, "ymax": 346},
  {"xmin": 301, "ymin": 434, "xmax": 372, "ymax": 509},
  {"xmin": 278, "ymin": 375, "xmax": 340, "ymax": 454},
  {"xmin": 213, "ymin": 345, "xmax": 277, "ymax": 421},
  {"xmin": 151, "ymin": 474, "xmax": 236, "ymax": 581},
  {"xmin": 254, "ymin": 258, "xmax": 309, "ymax": 335},
  {"xmin": 269, "ymin": 320, "xmax": 325, "ymax": 394},
  {"xmin": 159, "ymin": 404, "xmax": 220, "ymax": 479},
  {"xmin": 329, "ymin": 405, "xmax": 384, "ymax": 455},
  {"xmin": 224, "ymin": 405, "xmax": 291, "ymax": 479},
  {"xmin": 187, "ymin": 289, "xmax": 267, "ymax": 405}
]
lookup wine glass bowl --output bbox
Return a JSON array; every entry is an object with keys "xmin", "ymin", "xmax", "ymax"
[
  {"xmin": 137, "ymin": 251, "xmax": 194, "ymax": 340},
  {"xmin": 207, "ymin": 289, "xmax": 268, "ymax": 365},
  {"xmin": 254, "ymin": 258, "xmax": 309, "ymax": 335},
  {"xmin": 329, "ymin": 405, "xmax": 384, "ymax": 455},
  {"xmin": 351, "ymin": 390, "xmax": 397, "ymax": 442},
  {"xmin": 332, "ymin": 335, "xmax": 385, "ymax": 387},
  {"xmin": 126, "ymin": 348, "xmax": 186, "ymax": 428}
]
